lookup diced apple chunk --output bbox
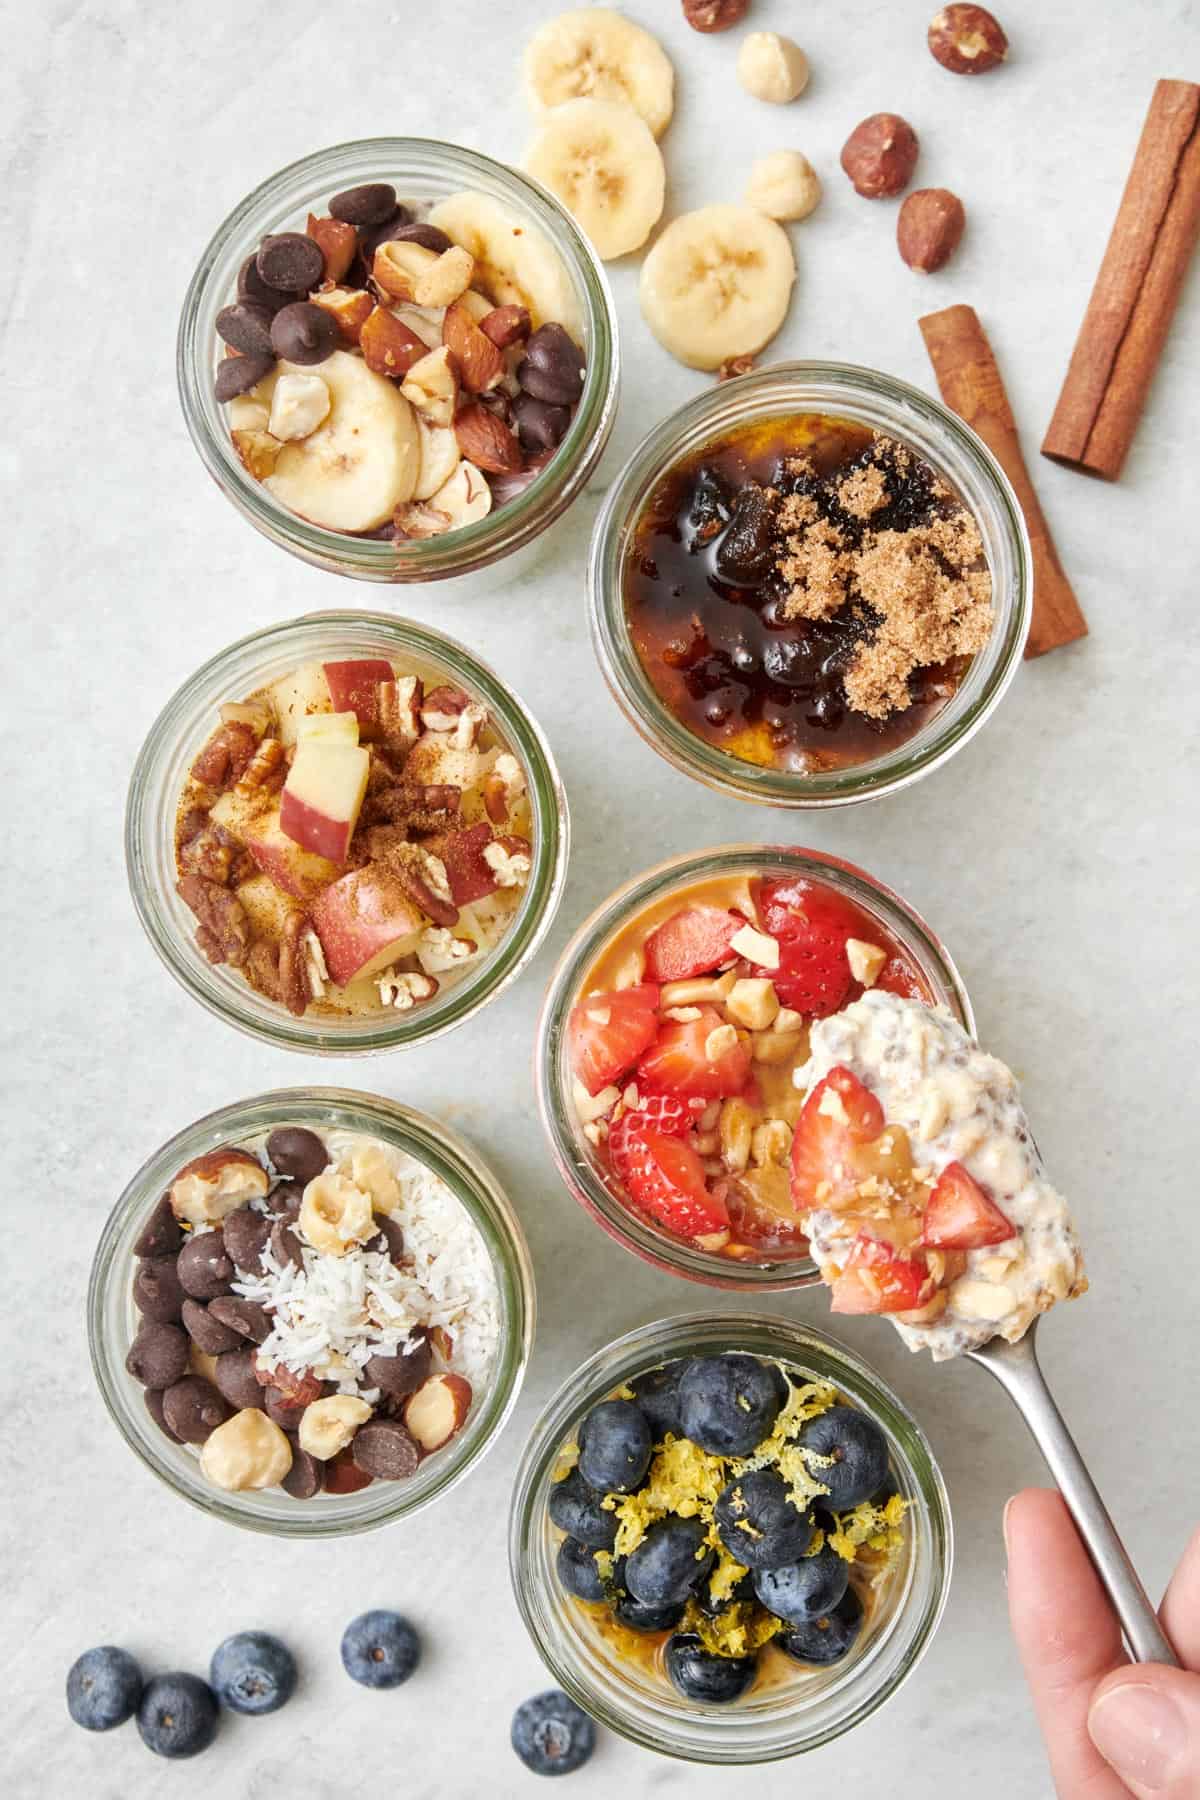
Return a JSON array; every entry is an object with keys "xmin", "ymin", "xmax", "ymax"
[
  {"xmin": 267, "ymin": 661, "xmax": 333, "ymax": 746},
  {"xmin": 310, "ymin": 867, "xmax": 426, "ymax": 985},
  {"xmin": 296, "ymin": 710, "xmax": 361, "ymax": 747},
  {"xmin": 322, "ymin": 659, "xmax": 396, "ymax": 737},
  {"xmin": 280, "ymin": 741, "xmax": 369, "ymax": 863},
  {"xmin": 210, "ymin": 790, "xmax": 339, "ymax": 899}
]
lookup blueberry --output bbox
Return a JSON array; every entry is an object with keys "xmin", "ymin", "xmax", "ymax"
[
  {"xmin": 548, "ymin": 1468, "xmax": 618, "ymax": 1550},
  {"xmin": 778, "ymin": 1585, "xmax": 864, "ymax": 1665},
  {"xmin": 136, "ymin": 1673, "xmax": 219, "ymax": 1759},
  {"xmin": 612, "ymin": 1591, "xmax": 686, "ymax": 1633},
  {"xmin": 340, "ymin": 1611, "xmax": 421, "ymax": 1689},
  {"xmin": 694, "ymin": 1568, "xmax": 756, "ymax": 1619},
  {"xmin": 664, "ymin": 1634, "xmax": 757, "ymax": 1705},
  {"xmin": 625, "ymin": 1516, "xmax": 714, "ymax": 1608},
  {"xmin": 511, "ymin": 1688, "xmax": 596, "ymax": 1776},
  {"xmin": 577, "ymin": 1399, "xmax": 652, "ymax": 1494},
  {"xmin": 754, "ymin": 1542, "xmax": 850, "ymax": 1625},
  {"xmin": 556, "ymin": 1536, "xmax": 608, "ymax": 1603},
  {"xmin": 209, "ymin": 1630, "xmax": 296, "ymax": 1715},
  {"xmin": 628, "ymin": 1364, "xmax": 683, "ymax": 1442},
  {"xmin": 677, "ymin": 1354, "xmax": 784, "ymax": 1458},
  {"xmin": 713, "ymin": 1469, "xmax": 814, "ymax": 1571},
  {"xmin": 799, "ymin": 1406, "xmax": 890, "ymax": 1509},
  {"xmin": 66, "ymin": 1645, "xmax": 143, "ymax": 1731}
]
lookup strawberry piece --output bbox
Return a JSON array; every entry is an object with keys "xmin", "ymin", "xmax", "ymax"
[
  {"xmin": 922, "ymin": 1162, "xmax": 1016, "ymax": 1249},
  {"xmin": 626, "ymin": 1093, "xmax": 707, "ymax": 1136},
  {"xmin": 757, "ymin": 878, "xmax": 864, "ymax": 943},
  {"xmin": 772, "ymin": 925, "xmax": 854, "ymax": 1017},
  {"xmin": 637, "ymin": 1006, "xmax": 750, "ymax": 1101},
  {"xmin": 829, "ymin": 1233, "xmax": 930, "ymax": 1315},
  {"xmin": 608, "ymin": 1117, "xmax": 728, "ymax": 1240},
  {"xmin": 643, "ymin": 905, "xmax": 740, "ymax": 982},
  {"xmin": 436, "ymin": 822, "xmax": 499, "ymax": 906},
  {"xmin": 789, "ymin": 1066, "xmax": 886, "ymax": 1211},
  {"xmin": 568, "ymin": 984, "xmax": 660, "ymax": 1097},
  {"xmin": 875, "ymin": 955, "xmax": 929, "ymax": 1001}
]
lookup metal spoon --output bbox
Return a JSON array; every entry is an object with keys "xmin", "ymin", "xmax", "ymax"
[{"xmin": 968, "ymin": 1320, "xmax": 1177, "ymax": 1665}]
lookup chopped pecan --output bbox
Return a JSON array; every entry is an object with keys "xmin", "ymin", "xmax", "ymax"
[
  {"xmin": 246, "ymin": 938, "xmax": 281, "ymax": 1001},
  {"xmin": 176, "ymin": 805, "xmax": 211, "ymax": 850},
  {"xmin": 362, "ymin": 782, "xmax": 462, "ymax": 833},
  {"xmin": 190, "ymin": 721, "xmax": 259, "ymax": 790},
  {"xmin": 234, "ymin": 736, "xmax": 286, "ymax": 795},
  {"xmin": 178, "ymin": 822, "xmax": 240, "ymax": 885},
  {"xmin": 278, "ymin": 911, "xmax": 313, "ymax": 1018},
  {"xmin": 178, "ymin": 874, "xmax": 252, "ymax": 967},
  {"xmin": 378, "ymin": 675, "xmax": 423, "ymax": 751},
  {"xmin": 420, "ymin": 686, "xmax": 472, "ymax": 725},
  {"xmin": 372, "ymin": 841, "xmax": 459, "ymax": 928}
]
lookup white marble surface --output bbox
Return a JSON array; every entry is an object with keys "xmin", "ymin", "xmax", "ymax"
[{"xmin": 5, "ymin": 0, "xmax": 1199, "ymax": 1792}]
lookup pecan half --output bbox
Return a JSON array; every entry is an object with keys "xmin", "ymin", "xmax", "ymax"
[
  {"xmin": 246, "ymin": 938, "xmax": 282, "ymax": 1001},
  {"xmin": 190, "ymin": 721, "xmax": 259, "ymax": 790},
  {"xmin": 277, "ymin": 911, "xmax": 313, "ymax": 1018},
  {"xmin": 234, "ymin": 736, "xmax": 286, "ymax": 795},
  {"xmin": 178, "ymin": 822, "xmax": 242, "ymax": 886},
  {"xmin": 178, "ymin": 873, "xmax": 252, "ymax": 967}
]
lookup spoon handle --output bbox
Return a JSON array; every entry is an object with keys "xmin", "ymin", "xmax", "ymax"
[{"xmin": 970, "ymin": 1327, "xmax": 1177, "ymax": 1665}]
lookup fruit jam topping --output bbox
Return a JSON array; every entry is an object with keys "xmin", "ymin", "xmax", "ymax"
[
  {"xmin": 549, "ymin": 1352, "xmax": 909, "ymax": 1703},
  {"xmin": 625, "ymin": 415, "xmax": 993, "ymax": 774},
  {"xmin": 567, "ymin": 871, "xmax": 931, "ymax": 1261},
  {"xmin": 175, "ymin": 657, "xmax": 532, "ymax": 1021}
]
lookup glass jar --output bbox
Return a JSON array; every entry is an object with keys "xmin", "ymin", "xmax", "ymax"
[
  {"xmin": 89, "ymin": 1088, "xmax": 535, "ymax": 1536},
  {"xmin": 126, "ymin": 610, "xmax": 568, "ymax": 1053},
  {"xmin": 509, "ymin": 1311, "xmax": 952, "ymax": 1763},
  {"xmin": 177, "ymin": 138, "xmax": 618, "ymax": 583},
  {"xmin": 589, "ymin": 362, "xmax": 1031, "ymax": 806},
  {"xmin": 536, "ymin": 844, "xmax": 972, "ymax": 1290}
]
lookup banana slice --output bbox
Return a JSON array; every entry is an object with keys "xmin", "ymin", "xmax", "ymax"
[
  {"xmin": 639, "ymin": 204, "xmax": 796, "ymax": 371},
  {"xmin": 524, "ymin": 9, "xmax": 675, "ymax": 139},
  {"xmin": 247, "ymin": 351, "xmax": 419, "ymax": 533},
  {"xmin": 427, "ymin": 192, "xmax": 583, "ymax": 338},
  {"xmin": 413, "ymin": 416, "xmax": 461, "ymax": 501},
  {"xmin": 525, "ymin": 98, "xmax": 665, "ymax": 261}
]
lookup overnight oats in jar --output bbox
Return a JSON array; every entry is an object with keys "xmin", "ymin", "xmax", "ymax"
[
  {"xmin": 590, "ymin": 364, "xmax": 1030, "ymax": 806},
  {"xmin": 536, "ymin": 846, "xmax": 971, "ymax": 1289}
]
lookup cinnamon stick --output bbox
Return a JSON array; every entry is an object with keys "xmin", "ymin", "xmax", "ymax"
[
  {"xmin": 919, "ymin": 304, "xmax": 1087, "ymax": 658},
  {"xmin": 1042, "ymin": 78, "xmax": 1200, "ymax": 480}
]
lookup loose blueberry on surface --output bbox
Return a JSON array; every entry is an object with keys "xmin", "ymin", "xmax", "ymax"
[
  {"xmin": 612, "ymin": 1591, "xmax": 686, "ymax": 1633},
  {"xmin": 625, "ymin": 1516, "xmax": 715, "ymax": 1607},
  {"xmin": 556, "ymin": 1535, "xmax": 608, "ymax": 1603},
  {"xmin": 548, "ymin": 1467, "xmax": 618, "ymax": 1550},
  {"xmin": 577, "ymin": 1399, "xmax": 652, "ymax": 1495},
  {"xmin": 628, "ymin": 1364, "xmax": 683, "ymax": 1442},
  {"xmin": 676, "ymin": 1354, "xmax": 783, "ymax": 1458},
  {"xmin": 713, "ymin": 1468, "xmax": 814, "ymax": 1571},
  {"xmin": 209, "ymin": 1631, "xmax": 297, "ymax": 1716},
  {"xmin": 67, "ymin": 1646, "xmax": 143, "ymax": 1731},
  {"xmin": 778, "ymin": 1585, "xmax": 864, "ymax": 1665},
  {"xmin": 798, "ymin": 1406, "xmax": 889, "ymax": 1510},
  {"xmin": 136, "ymin": 1673, "xmax": 219, "ymax": 1759},
  {"xmin": 511, "ymin": 1688, "xmax": 596, "ymax": 1777},
  {"xmin": 754, "ymin": 1542, "xmax": 850, "ymax": 1625},
  {"xmin": 664, "ymin": 1634, "xmax": 757, "ymax": 1704},
  {"xmin": 340, "ymin": 1611, "xmax": 421, "ymax": 1689}
]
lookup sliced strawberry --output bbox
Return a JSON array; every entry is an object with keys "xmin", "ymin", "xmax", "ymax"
[
  {"xmin": 637, "ymin": 1006, "xmax": 750, "ymax": 1101},
  {"xmin": 790, "ymin": 1066, "xmax": 886, "ymax": 1211},
  {"xmin": 757, "ymin": 878, "xmax": 865, "ymax": 943},
  {"xmin": 875, "ymin": 955, "xmax": 930, "ymax": 1001},
  {"xmin": 773, "ymin": 926, "xmax": 854, "ymax": 1017},
  {"xmin": 643, "ymin": 905, "xmax": 740, "ymax": 982},
  {"xmin": 608, "ymin": 1117, "xmax": 729, "ymax": 1240},
  {"xmin": 568, "ymin": 984, "xmax": 660, "ymax": 1097},
  {"xmin": 626, "ymin": 1092, "xmax": 707, "ymax": 1136},
  {"xmin": 922, "ymin": 1162, "xmax": 1016, "ymax": 1249},
  {"xmin": 829, "ymin": 1233, "xmax": 930, "ymax": 1315}
]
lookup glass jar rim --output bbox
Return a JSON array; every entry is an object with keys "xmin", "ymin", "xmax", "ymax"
[
  {"xmin": 535, "ymin": 843, "xmax": 973, "ymax": 1290},
  {"xmin": 89, "ymin": 1086, "xmax": 535, "ymax": 1535},
  {"xmin": 508, "ymin": 1309, "xmax": 953, "ymax": 1763},
  {"xmin": 125, "ymin": 608, "xmax": 569, "ymax": 1053},
  {"xmin": 589, "ymin": 360, "xmax": 1031, "ymax": 807},
  {"xmin": 177, "ymin": 137, "xmax": 619, "ymax": 581}
]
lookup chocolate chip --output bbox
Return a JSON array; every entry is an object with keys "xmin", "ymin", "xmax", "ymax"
[
  {"xmin": 133, "ymin": 1256, "xmax": 185, "ymax": 1323},
  {"xmin": 282, "ymin": 1441, "xmax": 325, "ymax": 1500},
  {"xmin": 329, "ymin": 182, "xmax": 399, "ymax": 226},
  {"xmin": 238, "ymin": 253, "xmax": 295, "ymax": 313},
  {"xmin": 126, "ymin": 1322, "xmax": 190, "ymax": 1390},
  {"xmin": 216, "ymin": 301, "xmax": 275, "ymax": 358},
  {"xmin": 266, "ymin": 1179, "xmax": 302, "ymax": 1219},
  {"xmin": 181, "ymin": 1297, "xmax": 243, "ymax": 1356},
  {"xmin": 177, "ymin": 1230, "xmax": 234, "ymax": 1300},
  {"xmin": 145, "ymin": 1386, "xmax": 184, "ymax": 1444},
  {"xmin": 359, "ymin": 206, "xmax": 417, "ymax": 261},
  {"xmin": 517, "ymin": 323, "xmax": 586, "ymax": 406},
  {"xmin": 326, "ymin": 1446, "xmax": 373, "ymax": 1493},
  {"xmin": 162, "ymin": 1376, "xmax": 231, "ymax": 1445},
  {"xmin": 269, "ymin": 1216, "xmax": 304, "ymax": 1272},
  {"xmin": 365, "ymin": 1335, "xmax": 432, "ymax": 1400},
  {"xmin": 223, "ymin": 1206, "xmax": 271, "ymax": 1274},
  {"xmin": 351, "ymin": 1419, "xmax": 421, "ymax": 1480},
  {"xmin": 513, "ymin": 392, "xmax": 571, "ymax": 455},
  {"xmin": 215, "ymin": 352, "xmax": 275, "ymax": 404},
  {"xmin": 386, "ymin": 221, "xmax": 452, "ymax": 255},
  {"xmin": 207, "ymin": 1294, "xmax": 271, "ymax": 1344},
  {"xmin": 256, "ymin": 231, "xmax": 325, "ymax": 293},
  {"xmin": 133, "ymin": 1195, "xmax": 183, "ymax": 1259},
  {"xmin": 213, "ymin": 1348, "xmax": 264, "ymax": 1411},
  {"xmin": 267, "ymin": 1128, "xmax": 329, "ymax": 1186},
  {"xmin": 264, "ymin": 1387, "xmax": 308, "ymax": 1431},
  {"xmin": 270, "ymin": 301, "xmax": 337, "ymax": 367},
  {"xmin": 368, "ymin": 1214, "xmax": 405, "ymax": 1267}
]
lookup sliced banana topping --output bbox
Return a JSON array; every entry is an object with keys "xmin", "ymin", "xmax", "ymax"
[
  {"xmin": 413, "ymin": 415, "xmax": 462, "ymax": 500},
  {"xmin": 427, "ymin": 192, "xmax": 583, "ymax": 337},
  {"xmin": 260, "ymin": 351, "xmax": 420, "ymax": 532},
  {"xmin": 525, "ymin": 97, "xmax": 665, "ymax": 261},
  {"xmin": 524, "ymin": 8, "xmax": 676, "ymax": 139},
  {"xmin": 639, "ymin": 204, "xmax": 796, "ymax": 371}
]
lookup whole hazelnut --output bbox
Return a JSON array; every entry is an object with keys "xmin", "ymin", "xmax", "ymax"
[
  {"xmin": 897, "ymin": 188, "xmax": 966, "ymax": 271},
  {"xmin": 681, "ymin": 0, "xmax": 749, "ymax": 30},
  {"xmin": 840, "ymin": 113, "xmax": 919, "ymax": 199},
  {"xmin": 737, "ymin": 31, "xmax": 809, "ymax": 104},
  {"xmin": 927, "ymin": 5, "xmax": 1008, "ymax": 75}
]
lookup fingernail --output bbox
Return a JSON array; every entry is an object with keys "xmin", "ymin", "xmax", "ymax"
[
  {"xmin": 1088, "ymin": 1684, "xmax": 1187, "ymax": 1789},
  {"xmin": 1002, "ymin": 1497, "xmax": 1015, "ymax": 1555}
]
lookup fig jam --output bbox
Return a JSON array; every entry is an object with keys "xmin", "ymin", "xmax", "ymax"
[{"xmin": 624, "ymin": 415, "xmax": 986, "ymax": 775}]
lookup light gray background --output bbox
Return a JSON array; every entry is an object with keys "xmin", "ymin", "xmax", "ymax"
[{"xmin": 4, "ymin": 0, "xmax": 1198, "ymax": 1793}]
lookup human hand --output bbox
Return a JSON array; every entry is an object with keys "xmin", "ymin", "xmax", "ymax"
[{"xmin": 1005, "ymin": 1488, "xmax": 1200, "ymax": 1797}]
